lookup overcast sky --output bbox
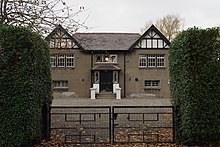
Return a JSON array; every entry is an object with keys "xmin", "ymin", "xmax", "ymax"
[{"xmin": 65, "ymin": 0, "xmax": 220, "ymax": 33}]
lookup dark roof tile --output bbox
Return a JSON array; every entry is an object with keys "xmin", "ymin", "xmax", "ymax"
[{"xmin": 73, "ymin": 33, "xmax": 140, "ymax": 51}]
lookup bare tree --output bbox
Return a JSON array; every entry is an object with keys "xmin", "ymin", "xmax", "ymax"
[
  {"xmin": 0, "ymin": 0, "xmax": 90, "ymax": 36},
  {"xmin": 141, "ymin": 14, "xmax": 184, "ymax": 41},
  {"xmin": 140, "ymin": 20, "xmax": 153, "ymax": 35}
]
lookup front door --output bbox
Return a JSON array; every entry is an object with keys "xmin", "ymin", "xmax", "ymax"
[{"xmin": 100, "ymin": 71, "xmax": 113, "ymax": 92}]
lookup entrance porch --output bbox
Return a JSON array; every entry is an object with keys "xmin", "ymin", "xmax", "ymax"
[{"xmin": 90, "ymin": 64, "xmax": 121, "ymax": 99}]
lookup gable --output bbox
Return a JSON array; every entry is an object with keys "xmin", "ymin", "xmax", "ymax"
[
  {"xmin": 132, "ymin": 25, "xmax": 170, "ymax": 50},
  {"xmin": 45, "ymin": 25, "xmax": 80, "ymax": 49}
]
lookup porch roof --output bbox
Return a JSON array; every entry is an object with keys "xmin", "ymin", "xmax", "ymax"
[{"xmin": 92, "ymin": 64, "xmax": 121, "ymax": 71}]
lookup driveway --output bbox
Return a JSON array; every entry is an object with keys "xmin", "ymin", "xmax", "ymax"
[{"xmin": 52, "ymin": 97, "xmax": 172, "ymax": 106}]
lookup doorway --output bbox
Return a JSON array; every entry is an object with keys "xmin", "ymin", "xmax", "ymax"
[{"xmin": 100, "ymin": 71, "xmax": 113, "ymax": 92}]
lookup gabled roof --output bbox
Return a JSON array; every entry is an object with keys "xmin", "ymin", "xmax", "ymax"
[
  {"xmin": 129, "ymin": 25, "xmax": 170, "ymax": 50},
  {"xmin": 45, "ymin": 24, "xmax": 83, "ymax": 49},
  {"xmin": 73, "ymin": 33, "xmax": 141, "ymax": 51},
  {"xmin": 45, "ymin": 24, "xmax": 71, "ymax": 40}
]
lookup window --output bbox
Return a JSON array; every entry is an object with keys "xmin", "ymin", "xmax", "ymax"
[
  {"xmin": 95, "ymin": 54, "xmax": 117, "ymax": 63},
  {"xmin": 147, "ymin": 39, "xmax": 152, "ymax": 48},
  {"xmin": 113, "ymin": 71, "xmax": 119, "ymax": 83},
  {"xmin": 139, "ymin": 55, "xmax": 147, "ymax": 67},
  {"xmin": 94, "ymin": 71, "xmax": 100, "ymax": 83},
  {"xmin": 139, "ymin": 54, "xmax": 165, "ymax": 68},
  {"xmin": 50, "ymin": 55, "xmax": 56, "ymax": 67},
  {"xmin": 57, "ymin": 54, "xmax": 65, "ymax": 67},
  {"xmin": 141, "ymin": 39, "xmax": 147, "ymax": 48},
  {"xmin": 158, "ymin": 40, "xmax": 164, "ymax": 48},
  {"xmin": 157, "ymin": 55, "xmax": 165, "ymax": 67},
  {"xmin": 148, "ymin": 55, "xmax": 156, "ymax": 67},
  {"xmin": 95, "ymin": 55, "xmax": 103, "ymax": 62},
  {"xmin": 51, "ymin": 54, "xmax": 75, "ymax": 68},
  {"xmin": 50, "ymin": 39, "xmax": 55, "ymax": 48},
  {"xmin": 153, "ymin": 39, "xmax": 158, "ymax": 48},
  {"xmin": 66, "ymin": 55, "xmax": 75, "ymax": 67},
  {"xmin": 145, "ymin": 80, "xmax": 160, "ymax": 89},
  {"xmin": 52, "ymin": 80, "xmax": 68, "ymax": 89},
  {"xmin": 109, "ymin": 55, "xmax": 117, "ymax": 63}
]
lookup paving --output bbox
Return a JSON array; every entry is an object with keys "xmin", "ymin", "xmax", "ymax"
[{"xmin": 52, "ymin": 97, "xmax": 172, "ymax": 106}]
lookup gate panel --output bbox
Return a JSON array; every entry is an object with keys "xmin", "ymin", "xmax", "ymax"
[
  {"xmin": 112, "ymin": 106, "xmax": 174, "ymax": 143},
  {"xmin": 50, "ymin": 106, "xmax": 111, "ymax": 144}
]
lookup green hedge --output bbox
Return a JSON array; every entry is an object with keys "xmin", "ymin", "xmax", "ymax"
[
  {"xmin": 0, "ymin": 25, "xmax": 52, "ymax": 146},
  {"xmin": 169, "ymin": 27, "xmax": 220, "ymax": 145}
]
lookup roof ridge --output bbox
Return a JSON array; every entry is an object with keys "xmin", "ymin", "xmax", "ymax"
[{"xmin": 74, "ymin": 32, "xmax": 140, "ymax": 35}]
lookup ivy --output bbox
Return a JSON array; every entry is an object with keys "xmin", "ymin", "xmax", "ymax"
[
  {"xmin": 0, "ymin": 25, "xmax": 52, "ymax": 146},
  {"xmin": 169, "ymin": 27, "xmax": 220, "ymax": 145}
]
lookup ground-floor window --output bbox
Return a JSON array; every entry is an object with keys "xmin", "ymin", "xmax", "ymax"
[
  {"xmin": 144, "ymin": 80, "xmax": 160, "ymax": 89},
  {"xmin": 52, "ymin": 80, "xmax": 68, "ymax": 89},
  {"xmin": 94, "ymin": 71, "xmax": 100, "ymax": 83},
  {"xmin": 113, "ymin": 71, "xmax": 119, "ymax": 83}
]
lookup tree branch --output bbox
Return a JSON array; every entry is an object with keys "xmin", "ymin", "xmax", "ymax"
[{"xmin": 0, "ymin": 0, "xmax": 91, "ymax": 36}]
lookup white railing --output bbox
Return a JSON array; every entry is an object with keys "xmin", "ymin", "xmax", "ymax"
[
  {"xmin": 113, "ymin": 83, "xmax": 121, "ymax": 99},
  {"xmin": 90, "ymin": 87, "xmax": 96, "ymax": 99},
  {"xmin": 91, "ymin": 83, "xmax": 121, "ymax": 99},
  {"xmin": 115, "ymin": 87, "xmax": 121, "ymax": 99},
  {"xmin": 90, "ymin": 83, "xmax": 100, "ymax": 99}
]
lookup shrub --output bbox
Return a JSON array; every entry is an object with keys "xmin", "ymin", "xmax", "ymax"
[
  {"xmin": 169, "ymin": 27, "xmax": 220, "ymax": 145},
  {"xmin": 0, "ymin": 25, "xmax": 52, "ymax": 146}
]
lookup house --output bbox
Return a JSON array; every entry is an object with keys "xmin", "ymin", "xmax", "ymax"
[{"xmin": 45, "ymin": 24, "xmax": 170, "ymax": 99}]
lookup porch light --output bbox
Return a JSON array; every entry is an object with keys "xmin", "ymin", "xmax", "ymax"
[{"xmin": 104, "ymin": 57, "xmax": 109, "ymax": 62}]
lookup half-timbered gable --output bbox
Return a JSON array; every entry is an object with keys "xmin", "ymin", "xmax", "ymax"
[
  {"xmin": 133, "ymin": 25, "xmax": 170, "ymax": 49},
  {"xmin": 45, "ymin": 24, "xmax": 80, "ymax": 49}
]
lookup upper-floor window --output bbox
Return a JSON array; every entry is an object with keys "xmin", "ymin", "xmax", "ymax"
[
  {"xmin": 57, "ymin": 54, "xmax": 65, "ymax": 67},
  {"xmin": 139, "ymin": 54, "xmax": 165, "ymax": 68},
  {"xmin": 157, "ymin": 54, "xmax": 165, "ymax": 67},
  {"xmin": 50, "ymin": 55, "xmax": 56, "ymax": 67},
  {"xmin": 50, "ymin": 38, "xmax": 73, "ymax": 48},
  {"xmin": 50, "ymin": 54, "xmax": 75, "ymax": 68},
  {"xmin": 66, "ymin": 55, "xmax": 75, "ymax": 67},
  {"xmin": 148, "ymin": 55, "xmax": 156, "ymax": 67},
  {"xmin": 95, "ymin": 54, "xmax": 117, "ymax": 63}
]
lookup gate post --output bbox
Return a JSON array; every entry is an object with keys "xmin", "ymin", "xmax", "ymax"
[
  {"xmin": 174, "ymin": 105, "xmax": 180, "ymax": 143},
  {"xmin": 41, "ymin": 103, "xmax": 50, "ymax": 141}
]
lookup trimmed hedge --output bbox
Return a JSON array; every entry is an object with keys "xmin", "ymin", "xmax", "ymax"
[
  {"xmin": 0, "ymin": 25, "xmax": 52, "ymax": 146},
  {"xmin": 169, "ymin": 27, "xmax": 220, "ymax": 145}
]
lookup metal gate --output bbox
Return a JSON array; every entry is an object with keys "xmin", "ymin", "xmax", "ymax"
[
  {"xmin": 50, "ymin": 106, "xmax": 111, "ymax": 144},
  {"xmin": 50, "ymin": 106, "xmax": 175, "ymax": 144},
  {"xmin": 112, "ymin": 106, "xmax": 175, "ymax": 143}
]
